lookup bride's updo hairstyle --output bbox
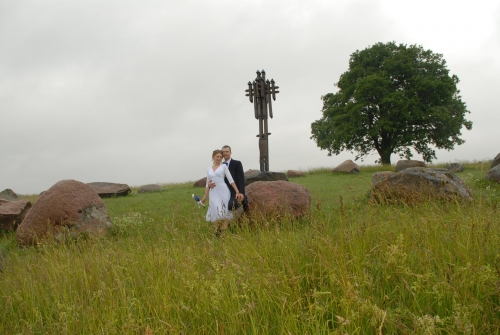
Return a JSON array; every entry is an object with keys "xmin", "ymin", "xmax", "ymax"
[{"xmin": 212, "ymin": 149, "xmax": 223, "ymax": 159}]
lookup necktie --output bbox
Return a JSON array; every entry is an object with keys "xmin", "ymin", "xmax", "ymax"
[{"xmin": 223, "ymin": 162, "xmax": 228, "ymax": 166}]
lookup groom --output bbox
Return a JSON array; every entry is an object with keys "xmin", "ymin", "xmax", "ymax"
[{"xmin": 209, "ymin": 145, "xmax": 248, "ymax": 212}]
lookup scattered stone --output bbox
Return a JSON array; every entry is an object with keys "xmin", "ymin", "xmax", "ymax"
[
  {"xmin": 244, "ymin": 169, "xmax": 261, "ymax": 179},
  {"xmin": 395, "ymin": 159, "xmax": 427, "ymax": 172},
  {"xmin": 193, "ymin": 177, "xmax": 207, "ymax": 188},
  {"xmin": 16, "ymin": 180, "xmax": 112, "ymax": 246},
  {"xmin": 332, "ymin": 160, "xmax": 359, "ymax": 174},
  {"xmin": 245, "ymin": 171, "xmax": 288, "ymax": 186},
  {"xmin": 138, "ymin": 184, "xmax": 163, "ymax": 193},
  {"xmin": 87, "ymin": 182, "xmax": 131, "ymax": 198},
  {"xmin": 246, "ymin": 180, "xmax": 310, "ymax": 221},
  {"xmin": 486, "ymin": 165, "xmax": 500, "ymax": 183},
  {"xmin": 371, "ymin": 167, "xmax": 472, "ymax": 203},
  {"xmin": 492, "ymin": 153, "xmax": 500, "ymax": 169},
  {"xmin": 446, "ymin": 163, "xmax": 465, "ymax": 173},
  {"xmin": 287, "ymin": 170, "xmax": 305, "ymax": 177},
  {"xmin": 0, "ymin": 189, "xmax": 18, "ymax": 200},
  {"xmin": 0, "ymin": 199, "xmax": 31, "ymax": 231}
]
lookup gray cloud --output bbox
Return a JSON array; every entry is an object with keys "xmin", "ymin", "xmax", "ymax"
[{"xmin": 1, "ymin": 0, "xmax": 498, "ymax": 194}]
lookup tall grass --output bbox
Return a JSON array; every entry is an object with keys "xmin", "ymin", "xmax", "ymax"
[{"xmin": 1, "ymin": 161, "xmax": 499, "ymax": 334}]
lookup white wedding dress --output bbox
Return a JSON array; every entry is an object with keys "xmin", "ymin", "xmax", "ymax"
[{"xmin": 205, "ymin": 164, "xmax": 234, "ymax": 222}]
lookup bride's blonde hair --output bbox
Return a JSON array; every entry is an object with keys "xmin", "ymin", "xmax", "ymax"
[{"xmin": 212, "ymin": 149, "xmax": 223, "ymax": 159}]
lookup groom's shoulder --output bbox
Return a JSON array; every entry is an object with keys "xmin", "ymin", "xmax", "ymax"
[{"xmin": 232, "ymin": 159, "xmax": 243, "ymax": 166}]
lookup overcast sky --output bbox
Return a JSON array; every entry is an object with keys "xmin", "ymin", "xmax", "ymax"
[{"xmin": 1, "ymin": 0, "xmax": 499, "ymax": 195}]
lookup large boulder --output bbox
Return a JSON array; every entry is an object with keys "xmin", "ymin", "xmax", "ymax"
[
  {"xmin": 395, "ymin": 160, "xmax": 427, "ymax": 172},
  {"xmin": 138, "ymin": 184, "xmax": 163, "ymax": 193},
  {"xmin": 0, "ymin": 199, "xmax": 31, "ymax": 231},
  {"xmin": 16, "ymin": 180, "xmax": 112, "ymax": 246},
  {"xmin": 287, "ymin": 170, "xmax": 305, "ymax": 177},
  {"xmin": 245, "ymin": 171, "xmax": 288, "ymax": 186},
  {"xmin": 246, "ymin": 181, "xmax": 310, "ymax": 221},
  {"xmin": 332, "ymin": 160, "xmax": 359, "ymax": 174},
  {"xmin": 371, "ymin": 167, "xmax": 472, "ymax": 203},
  {"xmin": 492, "ymin": 153, "xmax": 500, "ymax": 169},
  {"xmin": 0, "ymin": 189, "xmax": 18, "ymax": 200},
  {"xmin": 486, "ymin": 165, "xmax": 500, "ymax": 183},
  {"xmin": 87, "ymin": 182, "xmax": 131, "ymax": 198},
  {"xmin": 193, "ymin": 177, "xmax": 207, "ymax": 188}
]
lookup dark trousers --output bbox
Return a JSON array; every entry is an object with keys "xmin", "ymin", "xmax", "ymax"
[{"xmin": 228, "ymin": 194, "xmax": 248, "ymax": 211}]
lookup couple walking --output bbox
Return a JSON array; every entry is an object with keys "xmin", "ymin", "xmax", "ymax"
[{"xmin": 201, "ymin": 145, "xmax": 248, "ymax": 222}]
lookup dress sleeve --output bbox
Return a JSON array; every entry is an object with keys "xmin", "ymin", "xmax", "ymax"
[
  {"xmin": 235, "ymin": 161, "xmax": 245, "ymax": 194},
  {"xmin": 223, "ymin": 165, "xmax": 235, "ymax": 184}
]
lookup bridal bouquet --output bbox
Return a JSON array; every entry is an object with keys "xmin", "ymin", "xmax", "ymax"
[{"xmin": 192, "ymin": 194, "xmax": 205, "ymax": 207}]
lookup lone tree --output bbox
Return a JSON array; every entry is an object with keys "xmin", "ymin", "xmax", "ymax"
[{"xmin": 311, "ymin": 42, "xmax": 472, "ymax": 165}]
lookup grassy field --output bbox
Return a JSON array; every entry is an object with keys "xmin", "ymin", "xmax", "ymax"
[{"xmin": 1, "ymin": 161, "xmax": 500, "ymax": 334}]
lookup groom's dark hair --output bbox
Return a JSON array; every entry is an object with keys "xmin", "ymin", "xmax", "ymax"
[{"xmin": 222, "ymin": 145, "xmax": 231, "ymax": 152}]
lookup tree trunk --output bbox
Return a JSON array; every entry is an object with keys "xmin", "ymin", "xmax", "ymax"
[{"xmin": 379, "ymin": 150, "xmax": 392, "ymax": 165}]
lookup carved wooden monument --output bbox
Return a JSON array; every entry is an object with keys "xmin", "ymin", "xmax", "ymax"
[{"xmin": 245, "ymin": 70, "xmax": 279, "ymax": 171}]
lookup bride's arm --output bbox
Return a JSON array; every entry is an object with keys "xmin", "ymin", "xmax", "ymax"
[
  {"xmin": 224, "ymin": 166, "xmax": 240, "ymax": 197},
  {"xmin": 201, "ymin": 168, "xmax": 210, "ymax": 204},
  {"xmin": 230, "ymin": 182, "xmax": 240, "ymax": 198},
  {"xmin": 223, "ymin": 165, "xmax": 235, "ymax": 184},
  {"xmin": 201, "ymin": 185, "xmax": 209, "ymax": 205}
]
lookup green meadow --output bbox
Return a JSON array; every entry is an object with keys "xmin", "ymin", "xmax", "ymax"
[{"xmin": 1, "ymin": 161, "xmax": 500, "ymax": 334}]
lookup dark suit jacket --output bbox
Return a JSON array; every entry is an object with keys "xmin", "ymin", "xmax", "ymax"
[
  {"xmin": 224, "ymin": 159, "xmax": 245, "ymax": 196},
  {"xmin": 224, "ymin": 159, "xmax": 246, "ymax": 210}
]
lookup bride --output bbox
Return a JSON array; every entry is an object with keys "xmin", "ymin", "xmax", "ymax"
[{"xmin": 201, "ymin": 150, "xmax": 241, "ymax": 222}]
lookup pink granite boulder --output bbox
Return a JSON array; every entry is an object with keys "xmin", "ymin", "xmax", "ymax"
[
  {"xmin": 16, "ymin": 180, "xmax": 112, "ymax": 246},
  {"xmin": 246, "ymin": 180, "xmax": 310, "ymax": 222},
  {"xmin": 332, "ymin": 160, "xmax": 359, "ymax": 174},
  {"xmin": 287, "ymin": 170, "xmax": 305, "ymax": 177}
]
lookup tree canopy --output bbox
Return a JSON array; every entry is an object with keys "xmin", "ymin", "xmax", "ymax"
[{"xmin": 310, "ymin": 42, "xmax": 472, "ymax": 165}]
